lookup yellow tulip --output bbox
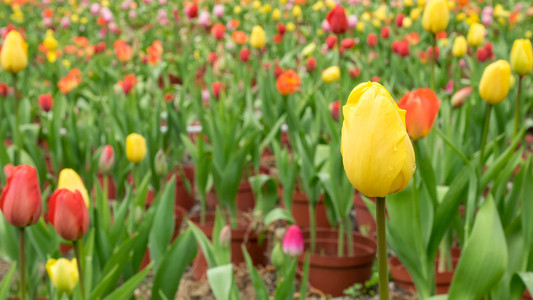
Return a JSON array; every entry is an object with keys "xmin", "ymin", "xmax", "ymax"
[
  {"xmin": 126, "ymin": 133, "xmax": 147, "ymax": 163},
  {"xmin": 325, "ymin": 0, "xmax": 335, "ymax": 9},
  {"xmin": 44, "ymin": 30, "xmax": 58, "ymax": 52},
  {"xmin": 341, "ymin": 82, "xmax": 416, "ymax": 198},
  {"xmin": 292, "ymin": 5, "xmax": 302, "ymax": 18},
  {"xmin": 456, "ymin": 12, "xmax": 466, "ymax": 22},
  {"xmin": 58, "ymin": 169, "xmax": 90, "ymax": 206},
  {"xmin": 422, "ymin": 0, "xmax": 449, "ymax": 34},
  {"xmin": 410, "ymin": 7, "xmax": 422, "ymax": 21},
  {"xmin": 356, "ymin": 22, "xmax": 365, "ymax": 32},
  {"xmin": 250, "ymin": 25, "xmax": 266, "ymax": 49},
  {"xmin": 261, "ymin": 4, "xmax": 271, "ymax": 13},
  {"xmin": 526, "ymin": 30, "xmax": 532, "ymax": 39},
  {"xmin": 301, "ymin": 43, "xmax": 316, "ymax": 57},
  {"xmin": 312, "ymin": 1, "xmax": 324, "ymax": 11},
  {"xmin": 233, "ymin": 5, "xmax": 242, "ymax": 14},
  {"xmin": 465, "ymin": 14, "xmax": 479, "ymax": 26},
  {"xmin": 510, "ymin": 39, "xmax": 533, "ymax": 76},
  {"xmin": 362, "ymin": 12, "xmax": 371, "ymax": 22},
  {"xmin": 46, "ymin": 258, "xmax": 78, "ymax": 295},
  {"xmin": 403, "ymin": 17, "xmax": 413, "ymax": 28},
  {"xmin": 404, "ymin": 0, "xmax": 414, "ymax": 6},
  {"xmin": 286, "ymin": 22, "xmax": 295, "ymax": 32},
  {"xmin": 321, "ymin": 66, "xmax": 340, "ymax": 83},
  {"xmin": 467, "ymin": 23, "xmax": 484, "ymax": 47},
  {"xmin": 452, "ymin": 36, "xmax": 467, "ymax": 58},
  {"xmin": 0, "ymin": 30, "xmax": 28, "ymax": 73},
  {"xmin": 272, "ymin": 8, "xmax": 281, "ymax": 20},
  {"xmin": 479, "ymin": 60, "xmax": 511, "ymax": 105},
  {"xmin": 252, "ymin": 0, "xmax": 261, "ymax": 10}
]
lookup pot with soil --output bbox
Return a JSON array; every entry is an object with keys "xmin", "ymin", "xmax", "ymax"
[
  {"xmin": 389, "ymin": 247, "xmax": 461, "ymax": 295},
  {"xmin": 189, "ymin": 212, "xmax": 267, "ymax": 281},
  {"xmin": 175, "ymin": 164, "xmax": 195, "ymax": 211},
  {"xmin": 287, "ymin": 189, "xmax": 330, "ymax": 228},
  {"xmin": 298, "ymin": 228, "xmax": 377, "ymax": 297}
]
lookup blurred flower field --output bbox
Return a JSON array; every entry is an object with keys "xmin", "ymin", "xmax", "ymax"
[{"xmin": 1, "ymin": 0, "xmax": 533, "ymax": 299}]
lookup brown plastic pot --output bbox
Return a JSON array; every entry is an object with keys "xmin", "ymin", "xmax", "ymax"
[
  {"xmin": 175, "ymin": 164, "xmax": 195, "ymax": 211},
  {"xmin": 353, "ymin": 192, "xmax": 376, "ymax": 236},
  {"xmin": 140, "ymin": 202, "xmax": 187, "ymax": 270},
  {"xmin": 189, "ymin": 212, "xmax": 267, "ymax": 281},
  {"xmin": 389, "ymin": 247, "xmax": 461, "ymax": 295},
  {"xmin": 298, "ymin": 228, "xmax": 377, "ymax": 297},
  {"xmin": 289, "ymin": 191, "xmax": 331, "ymax": 228}
]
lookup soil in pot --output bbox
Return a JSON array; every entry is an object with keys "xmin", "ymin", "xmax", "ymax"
[
  {"xmin": 189, "ymin": 212, "xmax": 267, "ymax": 281},
  {"xmin": 298, "ymin": 228, "xmax": 377, "ymax": 297},
  {"xmin": 175, "ymin": 164, "xmax": 195, "ymax": 211},
  {"xmin": 389, "ymin": 247, "xmax": 461, "ymax": 295}
]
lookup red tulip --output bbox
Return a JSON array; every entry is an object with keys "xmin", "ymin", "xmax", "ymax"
[
  {"xmin": 398, "ymin": 88, "xmax": 441, "ymax": 141},
  {"xmin": 381, "ymin": 26, "xmax": 390, "ymax": 39},
  {"xmin": 185, "ymin": 4, "xmax": 198, "ymax": 19},
  {"xmin": 208, "ymin": 52, "xmax": 218, "ymax": 65},
  {"xmin": 274, "ymin": 66, "xmax": 283, "ymax": 78},
  {"xmin": 330, "ymin": 100, "xmax": 340, "ymax": 121},
  {"xmin": 392, "ymin": 40, "xmax": 410, "ymax": 57},
  {"xmin": 349, "ymin": 67, "xmax": 361, "ymax": 78},
  {"xmin": 476, "ymin": 47, "xmax": 489, "ymax": 62},
  {"xmin": 395, "ymin": 14, "xmax": 404, "ymax": 27},
  {"xmin": 240, "ymin": 48, "xmax": 250, "ymax": 62},
  {"xmin": 484, "ymin": 42, "xmax": 493, "ymax": 57},
  {"xmin": 94, "ymin": 41, "xmax": 106, "ymax": 54},
  {"xmin": 212, "ymin": 82, "xmax": 225, "ymax": 99},
  {"xmin": 341, "ymin": 38, "xmax": 355, "ymax": 49},
  {"xmin": 326, "ymin": 5, "xmax": 348, "ymax": 34},
  {"xmin": 277, "ymin": 23, "xmax": 286, "ymax": 35},
  {"xmin": 0, "ymin": 82, "xmax": 8, "ymax": 97},
  {"xmin": 210, "ymin": 23, "xmax": 225, "ymax": 40},
  {"xmin": 306, "ymin": 57, "xmax": 316, "ymax": 71},
  {"xmin": 367, "ymin": 33, "xmax": 378, "ymax": 47},
  {"xmin": 0, "ymin": 165, "xmax": 42, "ymax": 227},
  {"xmin": 326, "ymin": 35, "xmax": 338, "ymax": 49},
  {"xmin": 273, "ymin": 34, "xmax": 284, "ymax": 44},
  {"xmin": 38, "ymin": 94, "xmax": 54, "ymax": 112},
  {"xmin": 276, "ymin": 69, "xmax": 301, "ymax": 96},
  {"xmin": 48, "ymin": 189, "xmax": 89, "ymax": 241}
]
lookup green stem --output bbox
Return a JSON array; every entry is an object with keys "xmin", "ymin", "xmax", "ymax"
[
  {"xmin": 337, "ymin": 220, "xmax": 344, "ymax": 257},
  {"xmin": 13, "ymin": 73, "xmax": 22, "ymax": 164},
  {"xmin": 73, "ymin": 240, "xmax": 86, "ymax": 300},
  {"xmin": 430, "ymin": 35, "xmax": 436, "ymax": 90},
  {"xmin": 376, "ymin": 197, "xmax": 389, "ymax": 300},
  {"xmin": 513, "ymin": 76, "xmax": 523, "ymax": 139},
  {"xmin": 309, "ymin": 204, "xmax": 316, "ymax": 254},
  {"xmin": 345, "ymin": 218, "xmax": 354, "ymax": 257},
  {"xmin": 19, "ymin": 227, "xmax": 26, "ymax": 300},
  {"xmin": 478, "ymin": 105, "xmax": 492, "ymax": 173}
]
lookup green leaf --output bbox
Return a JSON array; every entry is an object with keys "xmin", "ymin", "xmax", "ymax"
[
  {"xmin": 151, "ymin": 229, "xmax": 197, "ymax": 300},
  {"xmin": 0, "ymin": 262, "xmax": 16, "ymax": 299},
  {"xmin": 149, "ymin": 178, "xmax": 176, "ymax": 270},
  {"xmin": 207, "ymin": 264, "xmax": 234, "ymax": 300},
  {"xmin": 274, "ymin": 257, "xmax": 298, "ymax": 300},
  {"xmin": 510, "ymin": 272, "xmax": 533, "ymax": 300},
  {"xmin": 89, "ymin": 266, "xmax": 118, "ymax": 300},
  {"xmin": 299, "ymin": 253, "xmax": 311, "ymax": 300},
  {"xmin": 188, "ymin": 221, "xmax": 218, "ymax": 267},
  {"xmin": 264, "ymin": 208, "xmax": 294, "ymax": 227},
  {"xmin": 103, "ymin": 263, "xmax": 152, "ymax": 300},
  {"xmin": 448, "ymin": 196, "xmax": 507, "ymax": 300},
  {"xmin": 242, "ymin": 246, "xmax": 269, "ymax": 300}
]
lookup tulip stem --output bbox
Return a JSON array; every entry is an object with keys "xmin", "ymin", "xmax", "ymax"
[
  {"xmin": 18, "ymin": 227, "xmax": 26, "ymax": 300},
  {"xmin": 12, "ymin": 73, "xmax": 22, "ymax": 164},
  {"xmin": 73, "ymin": 240, "xmax": 86, "ymax": 300},
  {"xmin": 430, "ymin": 35, "xmax": 436, "ymax": 90},
  {"xmin": 309, "ymin": 204, "xmax": 316, "ymax": 254},
  {"xmin": 513, "ymin": 76, "xmax": 523, "ymax": 139},
  {"xmin": 479, "ymin": 105, "xmax": 492, "ymax": 172},
  {"xmin": 376, "ymin": 196, "xmax": 389, "ymax": 300}
]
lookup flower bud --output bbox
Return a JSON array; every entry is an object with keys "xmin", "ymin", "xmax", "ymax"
[
  {"xmin": 451, "ymin": 87, "xmax": 472, "ymax": 108},
  {"xmin": 219, "ymin": 225, "xmax": 231, "ymax": 247},
  {"xmin": 452, "ymin": 36, "xmax": 467, "ymax": 58},
  {"xmin": 510, "ymin": 39, "xmax": 533, "ymax": 76},
  {"xmin": 126, "ymin": 133, "xmax": 147, "ymax": 163},
  {"xmin": 422, "ymin": 0, "xmax": 449, "ymax": 34},
  {"xmin": 46, "ymin": 258, "xmax": 79, "ymax": 295},
  {"xmin": 38, "ymin": 94, "xmax": 54, "ymax": 112},
  {"xmin": 98, "ymin": 145, "xmax": 115, "ymax": 174},
  {"xmin": 282, "ymin": 225, "xmax": 304, "ymax": 257},
  {"xmin": 0, "ymin": 30, "xmax": 28, "ymax": 73},
  {"xmin": 250, "ymin": 25, "xmax": 266, "ymax": 49},
  {"xmin": 0, "ymin": 165, "xmax": 42, "ymax": 227},
  {"xmin": 154, "ymin": 149, "xmax": 169, "ymax": 177},
  {"xmin": 479, "ymin": 60, "xmax": 511, "ymax": 105},
  {"xmin": 467, "ymin": 23, "xmax": 485, "ymax": 47},
  {"xmin": 271, "ymin": 243, "xmax": 284, "ymax": 269},
  {"xmin": 48, "ymin": 189, "xmax": 90, "ymax": 241},
  {"xmin": 321, "ymin": 66, "xmax": 340, "ymax": 83}
]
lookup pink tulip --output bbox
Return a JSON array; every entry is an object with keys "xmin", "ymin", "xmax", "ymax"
[
  {"xmin": 213, "ymin": 5, "xmax": 224, "ymax": 18},
  {"xmin": 282, "ymin": 225, "xmax": 304, "ymax": 257}
]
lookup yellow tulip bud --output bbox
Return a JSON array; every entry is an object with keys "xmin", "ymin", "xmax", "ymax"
[
  {"xmin": 341, "ymin": 82, "xmax": 416, "ymax": 198},
  {"xmin": 479, "ymin": 60, "xmax": 511, "ymax": 105},
  {"xmin": 250, "ymin": 25, "xmax": 266, "ymax": 49},
  {"xmin": 375, "ymin": 6, "xmax": 387, "ymax": 21},
  {"xmin": 467, "ymin": 23, "xmax": 485, "ymax": 47},
  {"xmin": 403, "ymin": 17, "xmax": 413, "ymax": 28},
  {"xmin": 44, "ymin": 30, "xmax": 58, "ymax": 52},
  {"xmin": 0, "ymin": 30, "xmax": 28, "ymax": 73},
  {"xmin": 292, "ymin": 5, "xmax": 302, "ymax": 18},
  {"xmin": 410, "ymin": 8, "xmax": 422, "ymax": 21},
  {"xmin": 47, "ymin": 51, "xmax": 57, "ymax": 63},
  {"xmin": 321, "ymin": 66, "xmax": 340, "ymax": 83},
  {"xmin": 58, "ymin": 169, "xmax": 90, "ymax": 206},
  {"xmin": 286, "ymin": 22, "xmax": 295, "ymax": 32},
  {"xmin": 465, "ymin": 14, "xmax": 479, "ymax": 26},
  {"xmin": 325, "ymin": 0, "xmax": 335, "ymax": 9},
  {"xmin": 312, "ymin": 1, "xmax": 324, "ymax": 11},
  {"xmin": 510, "ymin": 39, "xmax": 533, "ymax": 76},
  {"xmin": 62, "ymin": 59, "xmax": 71, "ymax": 68},
  {"xmin": 252, "ymin": 1, "xmax": 261, "ymax": 10},
  {"xmin": 261, "ymin": 4, "xmax": 271, "ymax": 13},
  {"xmin": 452, "ymin": 36, "xmax": 467, "ymax": 58},
  {"xmin": 362, "ymin": 12, "xmax": 371, "ymax": 22},
  {"xmin": 272, "ymin": 8, "xmax": 281, "ymax": 20},
  {"xmin": 525, "ymin": 31, "xmax": 532, "ymax": 39},
  {"xmin": 233, "ymin": 5, "xmax": 242, "ymax": 14},
  {"xmin": 456, "ymin": 12, "xmax": 466, "ymax": 22},
  {"xmin": 302, "ymin": 43, "xmax": 316, "ymax": 57},
  {"xmin": 422, "ymin": 0, "xmax": 449, "ymax": 34},
  {"xmin": 46, "ymin": 258, "xmax": 79, "ymax": 296},
  {"xmin": 126, "ymin": 133, "xmax": 147, "ymax": 163},
  {"xmin": 71, "ymin": 14, "xmax": 79, "ymax": 23},
  {"xmin": 404, "ymin": 0, "xmax": 414, "ymax": 7},
  {"xmin": 356, "ymin": 22, "xmax": 365, "ymax": 32},
  {"xmin": 372, "ymin": 19, "xmax": 381, "ymax": 28},
  {"xmin": 81, "ymin": 17, "xmax": 88, "ymax": 24}
]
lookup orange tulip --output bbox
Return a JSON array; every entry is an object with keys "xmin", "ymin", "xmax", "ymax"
[
  {"xmin": 276, "ymin": 70, "xmax": 301, "ymax": 96},
  {"xmin": 397, "ymin": 88, "xmax": 441, "ymax": 141}
]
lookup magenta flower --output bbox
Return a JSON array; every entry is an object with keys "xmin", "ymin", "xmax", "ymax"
[{"xmin": 282, "ymin": 225, "xmax": 304, "ymax": 257}]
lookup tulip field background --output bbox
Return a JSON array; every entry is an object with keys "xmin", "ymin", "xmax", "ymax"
[{"xmin": 1, "ymin": 0, "xmax": 533, "ymax": 299}]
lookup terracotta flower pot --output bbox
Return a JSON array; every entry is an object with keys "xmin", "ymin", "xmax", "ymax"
[
  {"xmin": 289, "ymin": 191, "xmax": 331, "ymax": 228},
  {"xmin": 175, "ymin": 164, "xmax": 195, "ymax": 211},
  {"xmin": 298, "ymin": 228, "xmax": 377, "ymax": 297},
  {"xmin": 140, "ymin": 204, "xmax": 187, "ymax": 270},
  {"xmin": 353, "ymin": 192, "xmax": 376, "ymax": 236},
  {"xmin": 206, "ymin": 181, "xmax": 256, "ymax": 212},
  {"xmin": 189, "ymin": 212, "xmax": 267, "ymax": 281},
  {"xmin": 389, "ymin": 247, "xmax": 461, "ymax": 295},
  {"xmin": 523, "ymin": 290, "xmax": 532, "ymax": 300}
]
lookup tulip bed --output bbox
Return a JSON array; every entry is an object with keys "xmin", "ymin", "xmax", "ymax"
[{"xmin": 1, "ymin": 0, "xmax": 533, "ymax": 299}]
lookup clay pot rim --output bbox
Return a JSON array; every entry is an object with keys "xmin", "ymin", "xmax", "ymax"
[{"xmin": 188, "ymin": 212, "xmax": 260, "ymax": 240}]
